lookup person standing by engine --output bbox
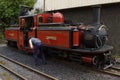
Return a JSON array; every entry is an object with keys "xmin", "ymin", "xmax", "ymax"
[{"xmin": 29, "ymin": 37, "xmax": 46, "ymax": 66}]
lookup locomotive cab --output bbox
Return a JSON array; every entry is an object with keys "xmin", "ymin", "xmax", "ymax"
[{"xmin": 17, "ymin": 15, "xmax": 36, "ymax": 50}]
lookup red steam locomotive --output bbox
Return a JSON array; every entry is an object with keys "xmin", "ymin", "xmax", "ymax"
[{"xmin": 5, "ymin": 6, "xmax": 114, "ymax": 69}]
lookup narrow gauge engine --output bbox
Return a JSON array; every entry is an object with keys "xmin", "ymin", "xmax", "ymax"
[{"xmin": 5, "ymin": 6, "xmax": 114, "ymax": 69}]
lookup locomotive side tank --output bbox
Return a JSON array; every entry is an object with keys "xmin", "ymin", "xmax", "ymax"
[
  {"xmin": 5, "ymin": 25, "xmax": 19, "ymax": 47},
  {"xmin": 36, "ymin": 12, "xmax": 82, "ymax": 48}
]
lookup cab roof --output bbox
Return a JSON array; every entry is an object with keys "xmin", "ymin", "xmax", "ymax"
[{"xmin": 19, "ymin": 14, "xmax": 37, "ymax": 18}]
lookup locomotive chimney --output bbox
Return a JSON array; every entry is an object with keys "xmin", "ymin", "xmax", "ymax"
[{"xmin": 93, "ymin": 6, "xmax": 101, "ymax": 26}]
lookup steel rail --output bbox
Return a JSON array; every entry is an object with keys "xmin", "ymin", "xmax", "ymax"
[
  {"xmin": 86, "ymin": 66, "xmax": 120, "ymax": 77},
  {"xmin": 110, "ymin": 66, "xmax": 120, "ymax": 71},
  {"xmin": 0, "ymin": 63, "xmax": 27, "ymax": 80},
  {"xmin": 76, "ymin": 64, "xmax": 120, "ymax": 77},
  {"xmin": 0, "ymin": 54, "xmax": 58, "ymax": 80},
  {"xmin": 2, "ymin": 53, "xmax": 119, "ymax": 78},
  {"xmin": 98, "ymin": 69, "xmax": 120, "ymax": 77},
  {"xmin": 100, "ymin": 70, "xmax": 120, "ymax": 77}
]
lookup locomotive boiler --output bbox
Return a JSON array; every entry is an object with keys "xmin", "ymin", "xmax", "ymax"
[{"xmin": 5, "ymin": 6, "xmax": 115, "ymax": 69}]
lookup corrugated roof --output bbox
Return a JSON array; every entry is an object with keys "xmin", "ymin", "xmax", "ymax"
[{"xmin": 45, "ymin": 0, "xmax": 120, "ymax": 11}]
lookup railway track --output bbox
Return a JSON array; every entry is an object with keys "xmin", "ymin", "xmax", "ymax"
[
  {"xmin": 0, "ymin": 63, "xmax": 27, "ymax": 80},
  {"xmin": 0, "ymin": 54, "xmax": 58, "ymax": 80},
  {"xmin": 99, "ymin": 66, "xmax": 120, "ymax": 77},
  {"xmin": 0, "ymin": 53, "xmax": 120, "ymax": 79},
  {"xmin": 85, "ymin": 65, "xmax": 120, "ymax": 77}
]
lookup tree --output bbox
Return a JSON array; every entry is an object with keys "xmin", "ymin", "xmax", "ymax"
[{"xmin": 0, "ymin": 0, "xmax": 36, "ymax": 32}]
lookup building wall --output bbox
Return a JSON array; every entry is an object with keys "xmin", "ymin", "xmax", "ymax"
[
  {"xmin": 45, "ymin": 0, "xmax": 120, "ymax": 11},
  {"xmin": 102, "ymin": 4, "xmax": 120, "ymax": 55},
  {"xmin": 48, "ymin": 3, "xmax": 120, "ymax": 55}
]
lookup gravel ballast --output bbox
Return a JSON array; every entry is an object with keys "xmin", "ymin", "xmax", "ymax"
[{"xmin": 0, "ymin": 44, "xmax": 120, "ymax": 80}]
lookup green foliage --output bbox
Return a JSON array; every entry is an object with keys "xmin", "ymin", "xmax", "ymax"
[
  {"xmin": 0, "ymin": 0, "xmax": 36, "ymax": 32},
  {"xmin": 34, "ymin": 9, "xmax": 43, "ymax": 14}
]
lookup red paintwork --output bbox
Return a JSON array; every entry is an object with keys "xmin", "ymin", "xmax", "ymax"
[
  {"xmin": 37, "ymin": 30, "xmax": 70, "ymax": 48},
  {"xmin": 5, "ymin": 29, "xmax": 18, "ymax": 41},
  {"xmin": 34, "ymin": 16, "xmax": 37, "ymax": 26},
  {"xmin": 17, "ymin": 31, "xmax": 24, "ymax": 50},
  {"xmin": 79, "ymin": 31, "xmax": 83, "ymax": 47},
  {"xmin": 37, "ymin": 13, "xmax": 52, "ymax": 24},
  {"xmin": 82, "ymin": 57, "xmax": 93, "ymax": 64},
  {"xmin": 53, "ymin": 12, "xmax": 64, "ymax": 23},
  {"xmin": 73, "ymin": 31, "xmax": 80, "ymax": 46},
  {"xmin": 37, "ymin": 13, "xmax": 64, "ymax": 24},
  {"xmin": 5, "ymin": 12, "xmax": 84, "ymax": 51}
]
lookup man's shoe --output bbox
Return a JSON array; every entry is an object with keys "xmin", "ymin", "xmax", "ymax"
[
  {"xmin": 35, "ymin": 64, "xmax": 40, "ymax": 66},
  {"xmin": 42, "ymin": 62, "xmax": 47, "ymax": 65}
]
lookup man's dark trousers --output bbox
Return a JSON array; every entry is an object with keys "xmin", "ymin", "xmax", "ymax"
[{"xmin": 33, "ymin": 42, "xmax": 46, "ymax": 65}]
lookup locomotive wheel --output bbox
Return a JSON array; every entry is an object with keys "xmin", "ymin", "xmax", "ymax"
[
  {"xmin": 7, "ymin": 40, "xmax": 17, "ymax": 48},
  {"xmin": 93, "ymin": 56, "xmax": 98, "ymax": 65}
]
